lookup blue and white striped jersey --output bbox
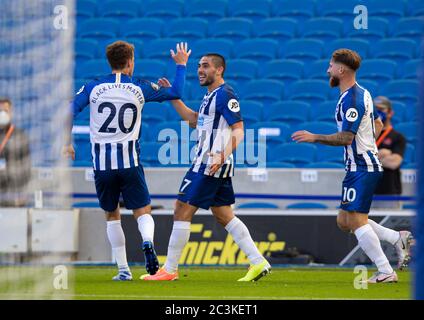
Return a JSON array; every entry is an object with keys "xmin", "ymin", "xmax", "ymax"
[
  {"xmin": 72, "ymin": 66, "xmax": 185, "ymax": 171},
  {"xmin": 191, "ymin": 83, "xmax": 242, "ymax": 178},
  {"xmin": 335, "ymin": 82, "xmax": 383, "ymax": 172}
]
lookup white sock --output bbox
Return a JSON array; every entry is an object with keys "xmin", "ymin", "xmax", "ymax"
[
  {"xmin": 164, "ymin": 221, "xmax": 191, "ymax": 274},
  {"xmin": 368, "ymin": 219, "xmax": 400, "ymax": 245},
  {"xmin": 225, "ymin": 217, "xmax": 265, "ymax": 265},
  {"xmin": 354, "ymin": 224, "xmax": 393, "ymax": 274},
  {"xmin": 137, "ymin": 214, "xmax": 155, "ymax": 243},
  {"xmin": 106, "ymin": 220, "xmax": 130, "ymax": 272}
]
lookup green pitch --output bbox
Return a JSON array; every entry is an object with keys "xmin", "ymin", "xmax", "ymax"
[{"xmin": 0, "ymin": 266, "xmax": 412, "ymax": 300}]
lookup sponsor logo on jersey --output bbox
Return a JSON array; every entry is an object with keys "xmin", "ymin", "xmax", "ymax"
[
  {"xmin": 228, "ymin": 99, "xmax": 240, "ymax": 112},
  {"xmin": 345, "ymin": 108, "xmax": 358, "ymax": 122}
]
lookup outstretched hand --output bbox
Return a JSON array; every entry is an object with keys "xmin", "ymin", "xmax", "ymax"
[
  {"xmin": 170, "ymin": 42, "xmax": 191, "ymax": 66},
  {"xmin": 157, "ymin": 77, "xmax": 171, "ymax": 88},
  {"xmin": 291, "ymin": 130, "xmax": 316, "ymax": 143}
]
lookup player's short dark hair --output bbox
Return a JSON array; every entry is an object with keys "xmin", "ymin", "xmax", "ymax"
[
  {"xmin": 203, "ymin": 53, "xmax": 226, "ymax": 77},
  {"xmin": 0, "ymin": 97, "xmax": 12, "ymax": 107},
  {"xmin": 106, "ymin": 41, "xmax": 134, "ymax": 70},
  {"xmin": 332, "ymin": 49, "xmax": 361, "ymax": 71}
]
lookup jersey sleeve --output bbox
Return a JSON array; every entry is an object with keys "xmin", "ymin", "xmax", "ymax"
[
  {"xmin": 72, "ymin": 84, "xmax": 90, "ymax": 119},
  {"xmin": 216, "ymin": 87, "xmax": 243, "ymax": 126},
  {"xmin": 341, "ymin": 94, "xmax": 365, "ymax": 134},
  {"xmin": 139, "ymin": 65, "xmax": 186, "ymax": 103}
]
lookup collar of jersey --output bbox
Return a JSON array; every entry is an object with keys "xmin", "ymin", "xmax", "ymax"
[{"xmin": 206, "ymin": 83, "xmax": 225, "ymax": 96}]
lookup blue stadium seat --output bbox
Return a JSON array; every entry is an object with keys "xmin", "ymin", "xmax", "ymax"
[
  {"xmin": 286, "ymin": 202, "xmax": 328, "ymax": 209},
  {"xmin": 346, "ymin": 17, "xmax": 389, "ymax": 42},
  {"xmin": 149, "ymin": 121, "xmax": 186, "ymax": 144},
  {"xmin": 102, "ymin": 0, "xmax": 140, "ymax": 18},
  {"xmin": 359, "ymin": 59, "xmax": 397, "ymax": 82},
  {"xmin": 78, "ymin": 18, "xmax": 120, "ymax": 40},
  {"xmin": 225, "ymin": 59, "xmax": 258, "ymax": 84},
  {"xmin": 266, "ymin": 162, "xmax": 296, "ymax": 168},
  {"xmin": 244, "ymin": 80, "xmax": 284, "ymax": 105},
  {"xmin": 251, "ymin": 121, "xmax": 292, "ymax": 145},
  {"xmin": 75, "ymin": 39, "xmax": 99, "ymax": 62},
  {"xmin": 182, "ymin": 60, "xmax": 200, "ymax": 80},
  {"xmin": 368, "ymin": 0, "xmax": 405, "ymax": 22},
  {"xmin": 394, "ymin": 17, "xmax": 424, "ymax": 42},
  {"xmin": 319, "ymin": 0, "xmax": 361, "ymax": 21},
  {"xmin": 191, "ymin": 39, "xmax": 234, "ymax": 60},
  {"xmin": 271, "ymin": 143, "xmax": 317, "ymax": 166},
  {"xmin": 140, "ymin": 142, "xmax": 162, "ymax": 166},
  {"xmin": 391, "ymin": 101, "xmax": 407, "ymax": 124},
  {"xmin": 325, "ymin": 38, "xmax": 370, "ymax": 59},
  {"xmin": 384, "ymin": 80, "xmax": 419, "ymax": 105},
  {"xmin": 235, "ymin": 39, "xmax": 279, "ymax": 63},
  {"xmin": 304, "ymin": 162, "xmax": 345, "ymax": 169},
  {"xmin": 77, "ymin": 59, "xmax": 110, "ymax": 80},
  {"xmin": 72, "ymin": 201, "xmax": 100, "ymax": 207},
  {"xmin": 264, "ymin": 101, "xmax": 310, "ymax": 125},
  {"xmin": 372, "ymin": 38, "xmax": 417, "ymax": 63},
  {"xmin": 358, "ymin": 80, "xmax": 379, "ymax": 97},
  {"xmin": 137, "ymin": 59, "xmax": 167, "ymax": 80},
  {"xmin": 73, "ymin": 134, "xmax": 92, "ymax": 163},
  {"xmin": 142, "ymin": 102, "xmax": 168, "ymax": 123},
  {"xmin": 190, "ymin": 82, "xmax": 207, "ymax": 100},
  {"xmin": 304, "ymin": 59, "xmax": 329, "ymax": 80},
  {"xmin": 273, "ymin": 0, "xmax": 315, "ymax": 21},
  {"xmin": 403, "ymin": 144, "xmax": 416, "ymax": 165},
  {"xmin": 402, "ymin": 59, "xmax": 422, "ymax": 79},
  {"xmin": 408, "ymin": 0, "xmax": 424, "ymax": 16},
  {"xmin": 294, "ymin": 122, "xmax": 338, "ymax": 136},
  {"xmin": 234, "ymin": 142, "xmax": 269, "ymax": 167},
  {"xmin": 316, "ymin": 145, "xmax": 344, "ymax": 163},
  {"xmin": 288, "ymin": 80, "xmax": 329, "ymax": 104},
  {"xmin": 240, "ymin": 101, "xmax": 263, "ymax": 125},
  {"xmin": 140, "ymin": 123, "xmax": 152, "ymax": 142},
  {"xmin": 211, "ymin": 18, "xmax": 253, "ymax": 42},
  {"xmin": 262, "ymin": 59, "xmax": 304, "ymax": 83},
  {"xmin": 187, "ymin": 0, "xmax": 227, "ymax": 21},
  {"xmin": 230, "ymin": 0, "xmax": 271, "ymax": 21},
  {"xmin": 282, "ymin": 39, "xmax": 325, "ymax": 63},
  {"xmin": 301, "ymin": 18, "xmax": 344, "ymax": 42},
  {"xmin": 310, "ymin": 101, "xmax": 337, "ymax": 123},
  {"xmin": 165, "ymin": 18, "xmax": 208, "ymax": 41},
  {"xmin": 237, "ymin": 202, "xmax": 279, "ymax": 209},
  {"xmin": 145, "ymin": 38, "xmax": 182, "ymax": 59},
  {"xmin": 256, "ymin": 18, "xmax": 298, "ymax": 41},
  {"xmin": 396, "ymin": 121, "xmax": 417, "ymax": 144},
  {"xmin": 122, "ymin": 18, "xmax": 164, "ymax": 42},
  {"xmin": 144, "ymin": 1, "xmax": 184, "ymax": 20},
  {"xmin": 77, "ymin": 0, "xmax": 97, "ymax": 19}
]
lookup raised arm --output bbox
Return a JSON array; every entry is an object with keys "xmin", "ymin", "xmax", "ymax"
[{"xmin": 157, "ymin": 77, "xmax": 198, "ymax": 128}]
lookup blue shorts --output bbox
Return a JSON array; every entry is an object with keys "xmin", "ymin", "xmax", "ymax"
[
  {"xmin": 94, "ymin": 166, "xmax": 151, "ymax": 212},
  {"xmin": 340, "ymin": 171, "xmax": 383, "ymax": 214},
  {"xmin": 177, "ymin": 169, "xmax": 235, "ymax": 210}
]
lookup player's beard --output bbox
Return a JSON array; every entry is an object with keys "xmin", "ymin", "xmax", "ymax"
[
  {"xmin": 329, "ymin": 75, "xmax": 340, "ymax": 88},
  {"xmin": 199, "ymin": 74, "xmax": 214, "ymax": 87}
]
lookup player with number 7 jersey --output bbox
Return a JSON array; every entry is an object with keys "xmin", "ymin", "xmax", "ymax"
[{"xmin": 64, "ymin": 41, "xmax": 191, "ymax": 281}]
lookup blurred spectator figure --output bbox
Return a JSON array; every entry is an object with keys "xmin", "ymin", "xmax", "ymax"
[
  {"xmin": 374, "ymin": 96, "xmax": 406, "ymax": 209},
  {"xmin": 0, "ymin": 98, "xmax": 31, "ymax": 207}
]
